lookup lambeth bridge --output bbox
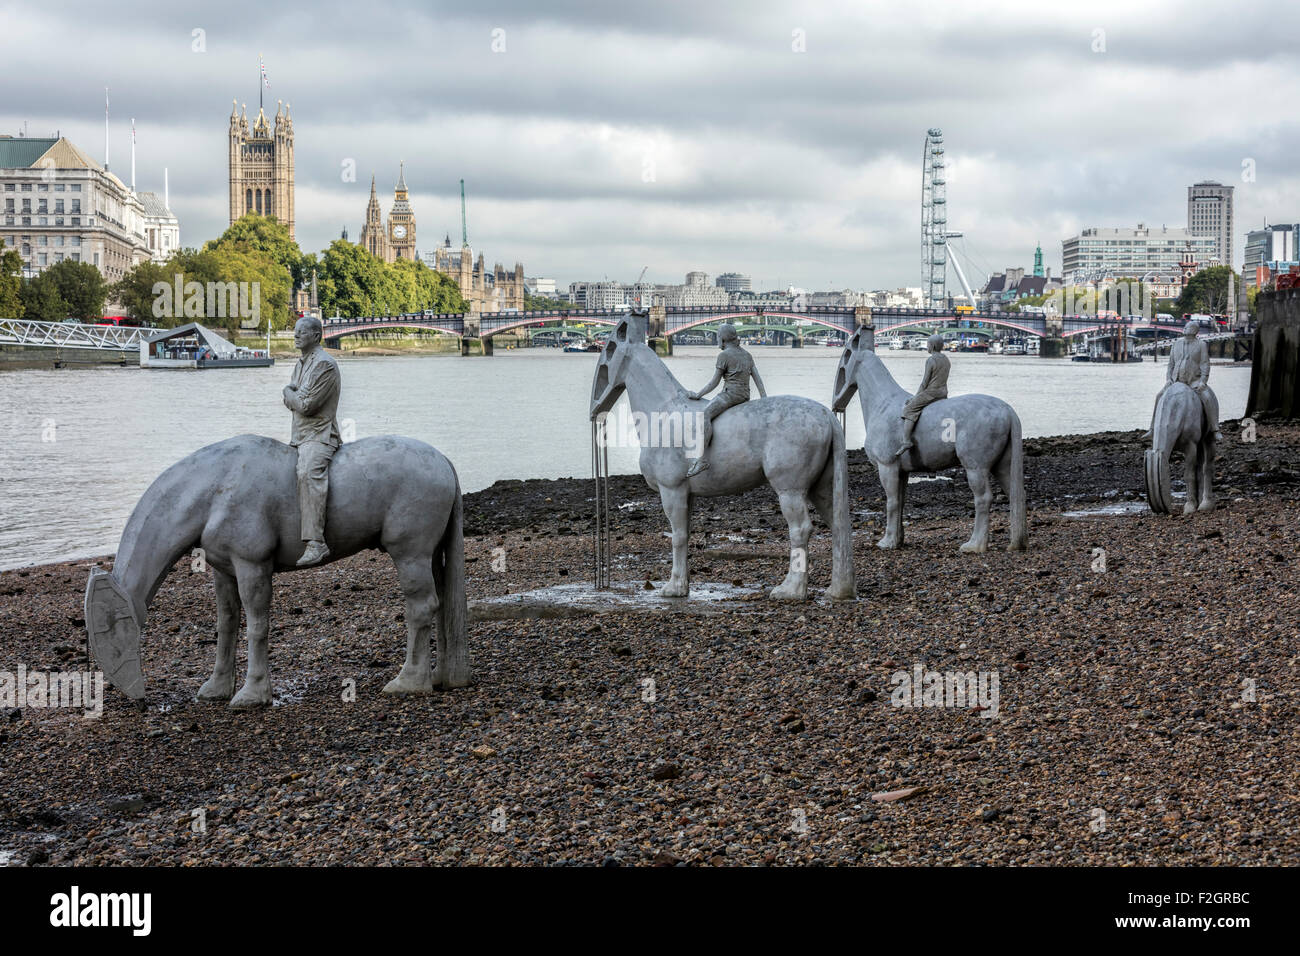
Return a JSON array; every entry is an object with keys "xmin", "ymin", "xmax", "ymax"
[
  {"xmin": 0, "ymin": 306, "xmax": 1196, "ymax": 358},
  {"xmin": 318, "ymin": 305, "xmax": 1195, "ymax": 355}
]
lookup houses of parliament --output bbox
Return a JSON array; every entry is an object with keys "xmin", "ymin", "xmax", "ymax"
[
  {"xmin": 359, "ymin": 166, "xmax": 526, "ymax": 313},
  {"xmin": 227, "ymin": 96, "xmax": 525, "ymax": 313}
]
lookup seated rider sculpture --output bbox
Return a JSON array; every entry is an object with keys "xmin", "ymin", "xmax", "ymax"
[
  {"xmin": 1144, "ymin": 319, "xmax": 1222, "ymax": 443},
  {"xmin": 685, "ymin": 323, "xmax": 766, "ymax": 477},
  {"xmin": 283, "ymin": 316, "xmax": 342, "ymax": 566},
  {"xmin": 897, "ymin": 334, "xmax": 950, "ymax": 457}
]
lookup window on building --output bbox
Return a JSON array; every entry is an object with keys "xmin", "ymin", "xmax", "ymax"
[
  {"xmin": 21, "ymin": 184, "xmax": 32, "ymax": 191},
  {"xmin": 3, "ymin": 184, "xmax": 13, "ymax": 191},
  {"xmin": 54, "ymin": 200, "xmax": 63, "ymax": 213},
  {"xmin": 21, "ymin": 199, "xmax": 30, "ymax": 213},
  {"xmin": 55, "ymin": 184, "xmax": 65, "ymax": 192},
  {"xmin": 71, "ymin": 253, "xmax": 79, "ymax": 262},
  {"xmin": 38, "ymin": 253, "xmax": 47, "ymax": 265},
  {"xmin": 70, "ymin": 237, "xmax": 80, "ymax": 246},
  {"xmin": 37, "ymin": 184, "xmax": 48, "ymax": 191},
  {"xmin": 71, "ymin": 184, "xmax": 80, "ymax": 192},
  {"xmin": 70, "ymin": 200, "xmax": 80, "ymax": 213},
  {"xmin": 71, "ymin": 217, "xmax": 79, "ymax": 226}
]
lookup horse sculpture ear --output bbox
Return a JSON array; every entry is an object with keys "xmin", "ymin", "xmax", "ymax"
[
  {"xmin": 627, "ymin": 311, "xmax": 648, "ymax": 342},
  {"xmin": 615, "ymin": 320, "xmax": 628, "ymax": 342}
]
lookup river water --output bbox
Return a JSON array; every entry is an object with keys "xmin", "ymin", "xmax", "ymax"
[{"xmin": 0, "ymin": 345, "xmax": 1251, "ymax": 570}]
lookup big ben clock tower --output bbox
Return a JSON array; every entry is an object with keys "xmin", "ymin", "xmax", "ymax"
[{"xmin": 387, "ymin": 162, "xmax": 416, "ymax": 261}]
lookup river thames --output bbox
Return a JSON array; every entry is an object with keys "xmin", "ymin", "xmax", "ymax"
[{"xmin": 0, "ymin": 346, "xmax": 1252, "ymax": 569}]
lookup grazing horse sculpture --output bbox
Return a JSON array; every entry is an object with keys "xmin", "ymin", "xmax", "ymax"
[
  {"xmin": 589, "ymin": 311, "xmax": 855, "ymax": 601},
  {"xmin": 832, "ymin": 328, "xmax": 1028, "ymax": 553},
  {"xmin": 84, "ymin": 435, "xmax": 469, "ymax": 707},
  {"xmin": 1144, "ymin": 382, "xmax": 1215, "ymax": 514}
]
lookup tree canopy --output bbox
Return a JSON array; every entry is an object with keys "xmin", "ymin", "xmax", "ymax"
[
  {"xmin": 0, "ymin": 249, "xmax": 22, "ymax": 319},
  {"xmin": 1174, "ymin": 265, "xmax": 1239, "ymax": 317}
]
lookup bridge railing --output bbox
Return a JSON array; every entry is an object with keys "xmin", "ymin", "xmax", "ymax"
[{"xmin": 0, "ymin": 319, "xmax": 147, "ymax": 351}]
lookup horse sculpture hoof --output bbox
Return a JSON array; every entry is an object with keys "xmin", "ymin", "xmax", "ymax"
[
  {"xmin": 769, "ymin": 581, "xmax": 809, "ymax": 601},
  {"xmin": 229, "ymin": 685, "xmax": 272, "ymax": 709},
  {"xmin": 1198, "ymin": 499, "xmax": 1214, "ymax": 512},
  {"xmin": 959, "ymin": 540, "xmax": 987, "ymax": 554},
  {"xmin": 660, "ymin": 581, "xmax": 689, "ymax": 599},
  {"xmin": 876, "ymin": 536, "xmax": 901, "ymax": 550},
  {"xmin": 382, "ymin": 672, "xmax": 433, "ymax": 695},
  {"xmin": 196, "ymin": 674, "xmax": 234, "ymax": 701}
]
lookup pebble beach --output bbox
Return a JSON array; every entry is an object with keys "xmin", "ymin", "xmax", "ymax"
[{"xmin": 1, "ymin": 423, "xmax": 1296, "ymax": 866}]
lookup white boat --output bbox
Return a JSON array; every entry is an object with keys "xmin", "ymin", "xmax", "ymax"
[
  {"xmin": 989, "ymin": 341, "xmax": 1004, "ymax": 355},
  {"xmin": 889, "ymin": 337, "xmax": 905, "ymax": 350},
  {"xmin": 1005, "ymin": 342, "xmax": 1025, "ymax": 356}
]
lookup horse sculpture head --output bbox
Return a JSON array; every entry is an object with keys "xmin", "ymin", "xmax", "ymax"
[
  {"xmin": 832, "ymin": 326, "xmax": 875, "ymax": 412},
  {"xmin": 590, "ymin": 308, "xmax": 649, "ymax": 420}
]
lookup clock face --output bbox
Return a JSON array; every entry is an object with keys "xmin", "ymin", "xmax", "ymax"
[{"xmin": 392, "ymin": 225, "xmax": 407, "ymax": 239}]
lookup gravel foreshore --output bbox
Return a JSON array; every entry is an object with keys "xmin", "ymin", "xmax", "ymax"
[{"xmin": 1, "ymin": 422, "xmax": 1297, "ymax": 866}]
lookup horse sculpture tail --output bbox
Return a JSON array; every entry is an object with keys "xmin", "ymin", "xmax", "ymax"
[
  {"xmin": 1006, "ymin": 412, "xmax": 1028, "ymax": 551},
  {"xmin": 828, "ymin": 413, "xmax": 857, "ymax": 600},
  {"xmin": 436, "ymin": 470, "xmax": 471, "ymax": 687}
]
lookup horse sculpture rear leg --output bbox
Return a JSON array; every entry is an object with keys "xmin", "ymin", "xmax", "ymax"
[
  {"xmin": 383, "ymin": 554, "xmax": 438, "ymax": 694},
  {"xmin": 229, "ymin": 558, "xmax": 274, "ymax": 709},
  {"xmin": 960, "ymin": 468, "xmax": 993, "ymax": 554},
  {"xmin": 197, "ymin": 569, "xmax": 240, "ymax": 701},
  {"xmin": 659, "ymin": 484, "xmax": 692, "ymax": 598},
  {"xmin": 771, "ymin": 491, "xmax": 812, "ymax": 601}
]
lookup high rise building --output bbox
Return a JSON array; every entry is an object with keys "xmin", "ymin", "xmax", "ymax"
[
  {"xmin": 1, "ymin": 134, "xmax": 151, "ymax": 281},
  {"xmin": 227, "ymin": 99, "xmax": 295, "ymax": 239},
  {"xmin": 1187, "ymin": 181, "xmax": 1233, "ymax": 269},
  {"xmin": 1243, "ymin": 223, "xmax": 1299, "ymax": 289},
  {"xmin": 1062, "ymin": 224, "xmax": 1216, "ymax": 282},
  {"xmin": 715, "ymin": 272, "xmax": 751, "ymax": 293}
]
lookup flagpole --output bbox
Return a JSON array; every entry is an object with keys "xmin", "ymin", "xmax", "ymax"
[
  {"xmin": 104, "ymin": 88, "xmax": 109, "ymax": 171},
  {"xmin": 130, "ymin": 118, "xmax": 136, "ymax": 192}
]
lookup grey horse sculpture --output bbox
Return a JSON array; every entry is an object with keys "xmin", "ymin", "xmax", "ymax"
[
  {"xmin": 589, "ymin": 311, "xmax": 855, "ymax": 601},
  {"xmin": 832, "ymin": 328, "xmax": 1027, "ymax": 553},
  {"xmin": 84, "ymin": 434, "xmax": 468, "ymax": 707},
  {"xmin": 1144, "ymin": 382, "xmax": 1216, "ymax": 514}
]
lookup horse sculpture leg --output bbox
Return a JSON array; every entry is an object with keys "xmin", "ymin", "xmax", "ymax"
[
  {"xmin": 229, "ymin": 558, "xmax": 274, "ymax": 709},
  {"xmin": 771, "ymin": 491, "xmax": 812, "ymax": 601},
  {"xmin": 197, "ymin": 569, "xmax": 240, "ymax": 701},
  {"xmin": 659, "ymin": 485, "xmax": 692, "ymax": 598},
  {"xmin": 1181, "ymin": 439, "xmax": 1199, "ymax": 515},
  {"xmin": 383, "ymin": 554, "xmax": 437, "ymax": 694},
  {"xmin": 876, "ymin": 462, "xmax": 904, "ymax": 549},
  {"xmin": 960, "ymin": 468, "xmax": 993, "ymax": 553},
  {"xmin": 1198, "ymin": 437, "xmax": 1216, "ymax": 511}
]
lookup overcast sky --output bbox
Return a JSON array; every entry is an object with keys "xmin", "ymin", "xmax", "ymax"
[{"xmin": 5, "ymin": 0, "xmax": 1300, "ymax": 291}]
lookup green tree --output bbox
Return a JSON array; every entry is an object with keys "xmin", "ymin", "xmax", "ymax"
[
  {"xmin": 524, "ymin": 293, "xmax": 576, "ymax": 311},
  {"xmin": 113, "ymin": 246, "xmax": 292, "ymax": 333},
  {"xmin": 0, "ymin": 248, "xmax": 22, "ymax": 318},
  {"xmin": 20, "ymin": 272, "xmax": 68, "ymax": 322},
  {"xmin": 41, "ymin": 259, "xmax": 108, "ymax": 320},
  {"xmin": 1175, "ymin": 265, "xmax": 1238, "ymax": 317},
  {"xmin": 316, "ymin": 240, "xmax": 391, "ymax": 317},
  {"xmin": 205, "ymin": 214, "xmax": 307, "ymax": 286}
]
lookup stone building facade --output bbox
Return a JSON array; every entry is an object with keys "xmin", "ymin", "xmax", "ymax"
[
  {"xmin": 358, "ymin": 165, "xmax": 417, "ymax": 264},
  {"xmin": 227, "ymin": 99, "xmax": 295, "ymax": 239},
  {"xmin": 426, "ymin": 236, "xmax": 524, "ymax": 312}
]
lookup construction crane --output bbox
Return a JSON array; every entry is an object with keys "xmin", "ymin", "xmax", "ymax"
[{"xmin": 459, "ymin": 179, "xmax": 468, "ymax": 247}]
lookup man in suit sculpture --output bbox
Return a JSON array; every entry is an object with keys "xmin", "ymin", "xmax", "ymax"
[
  {"xmin": 1144, "ymin": 320, "xmax": 1222, "ymax": 443},
  {"xmin": 283, "ymin": 316, "xmax": 342, "ymax": 567},
  {"xmin": 896, "ymin": 334, "xmax": 950, "ymax": 457}
]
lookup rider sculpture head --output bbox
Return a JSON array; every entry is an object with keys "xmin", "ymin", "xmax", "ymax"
[
  {"xmin": 1183, "ymin": 319, "xmax": 1200, "ymax": 339},
  {"xmin": 294, "ymin": 315, "xmax": 324, "ymax": 352},
  {"xmin": 718, "ymin": 323, "xmax": 739, "ymax": 348},
  {"xmin": 927, "ymin": 334, "xmax": 945, "ymax": 352}
]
